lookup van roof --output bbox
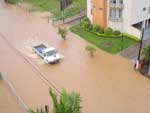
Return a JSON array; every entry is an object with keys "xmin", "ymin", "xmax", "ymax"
[{"xmin": 43, "ymin": 47, "xmax": 55, "ymax": 53}]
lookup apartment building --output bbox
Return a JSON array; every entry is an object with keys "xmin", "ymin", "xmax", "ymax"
[{"xmin": 87, "ymin": 0, "xmax": 150, "ymax": 38}]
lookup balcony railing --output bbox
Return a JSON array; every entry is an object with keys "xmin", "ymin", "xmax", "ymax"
[
  {"xmin": 109, "ymin": 17, "xmax": 123, "ymax": 22},
  {"xmin": 109, "ymin": 3, "xmax": 124, "ymax": 9}
]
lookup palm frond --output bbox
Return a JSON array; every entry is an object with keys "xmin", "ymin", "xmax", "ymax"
[{"xmin": 49, "ymin": 88, "xmax": 59, "ymax": 113}]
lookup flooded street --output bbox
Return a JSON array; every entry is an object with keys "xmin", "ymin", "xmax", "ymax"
[
  {"xmin": 1, "ymin": 1, "xmax": 150, "ymax": 113},
  {"xmin": 0, "ymin": 80, "xmax": 24, "ymax": 113}
]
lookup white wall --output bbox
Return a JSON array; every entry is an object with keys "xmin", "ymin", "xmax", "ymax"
[
  {"xmin": 87, "ymin": 0, "xmax": 93, "ymax": 23},
  {"xmin": 108, "ymin": 21, "xmax": 123, "ymax": 31},
  {"xmin": 130, "ymin": 0, "xmax": 150, "ymax": 25},
  {"xmin": 108, "ymin": 0, "xmax": 142, "ymax": 38},
  {"xmin": 87, "ymin": 0, "xmax": 145, "ymax": 38}
]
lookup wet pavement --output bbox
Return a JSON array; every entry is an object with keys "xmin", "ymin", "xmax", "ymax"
[{"xmin": 1, "ymin": 2, "xmax": 150, "ymax": 113}]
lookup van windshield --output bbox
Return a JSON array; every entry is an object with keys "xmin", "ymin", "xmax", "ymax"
[{"xmin": 46, "ymin": 50, "xmax": 57, "ymax": 56}]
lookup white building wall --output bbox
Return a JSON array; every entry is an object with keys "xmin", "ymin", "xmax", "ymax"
[
  {"xmin": 108, "ymin": 0, "xmax": 142, "ymax": 38},
  {"xmin": 87, "ymin": 0, "xmax": 150, "ymax": 38},
  {"xmin": 130, "ymin": 0, "xmax": 150, "ymax": 25},
  {"xmin": 107, "ymin": 0, "xmax": 125, "ymax": 32},
  {"xmin": 87, "ymin": 0, "xmax": 93, "ymax": 23}
]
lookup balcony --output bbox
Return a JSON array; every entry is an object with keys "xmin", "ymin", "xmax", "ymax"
[
  {"xmin": 109, "ymin": 17, "xmax": 123, "ymax": 22},
  {"xmin": 109, "ymin": 3, "xmax": 124, "ymax": 9}
]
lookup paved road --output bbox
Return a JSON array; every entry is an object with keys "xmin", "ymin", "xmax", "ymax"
[{"xmin": 1, "ymin": 2, "xmax": 150, "ymax": 113}]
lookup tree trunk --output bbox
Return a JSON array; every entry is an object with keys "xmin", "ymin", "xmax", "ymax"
[
  {"xmin": 90, "ymin": 52, "xmax": 94, "ymax": 57},
  {"xmin": 62, "ymin": 35, "xmax": 66, "ymax": 40},
  {"xmin": 4, "ymin": 0, "xmax": 8, "ymax": 3}
]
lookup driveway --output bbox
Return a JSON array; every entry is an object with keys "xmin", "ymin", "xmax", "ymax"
[{"xmin": 1, "ymin": 2, "xmax": 150, "ymax": 113}]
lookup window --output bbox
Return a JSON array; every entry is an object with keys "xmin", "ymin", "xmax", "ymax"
[
  {"xmin": 143, "ymin": 7, "xmax": 146, "ymax": 12},
  {"xmin": 109, "ymin": 8, "xmax": 123, "ymax": 21},
  {"xmin": 118, "ymin": 9, "xmax": 122, "ymax": 18},
  {"xmin": 119, "ymin": 0, "xmax": 123, "ymax": 4},
  {"xmin": 110, "ymin": 0, "xmax": 116, "ymax": 4}
]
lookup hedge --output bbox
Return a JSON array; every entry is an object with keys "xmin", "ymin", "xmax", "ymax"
[
  {"xmin": 80, "ymin": 17, "xmax": 140, "ymax": 42},
  {"xmin": 123, "ymin": 33, "xmax": 141, "ymax": 42},
  {"xmin": 96, "ymin": 32, "xmax": 122, "ymax": 38}
]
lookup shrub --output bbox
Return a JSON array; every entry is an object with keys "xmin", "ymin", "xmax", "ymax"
[
  {"xmin": 85, "ymin": 45, "xmax": 96, "ymax": 56},
  {"xmin": 104, "ymin": 27, "xmax": 113, "ymax": 35},
  {"xmin": 143, "ymin": 45, "xmax": 150, "ymax": 64},
  {"xmin": 87, "ymin": 24, "xmax": 93, "ymax": 31},
  {"xmin": 58, "ymin": 27, "xmax": 68, "ymax": 40},
  {"xmin": 99, "ymin": 28, "xmax": 104, "ymax": 34},
  {"xmin": 92, "ymin": 25, "xmax": 101, "ymax": 32},
  {"xmin": 81, "ymin": 21, "xmax": 89, "ymax": 29},
  {"xmin": 81, "ymin": 21, "xmax": 92, "ymax": 31},
  {"xmin": 81, "ymin": 17, "xmax": 90, "ymax": 24},
  {"xmin": 96, "ymin": 32, "xmax": 121, "ymax": 38},
  {"xmin": 114, "ymin": 30, "xmax": 121, "ymax": 35}
]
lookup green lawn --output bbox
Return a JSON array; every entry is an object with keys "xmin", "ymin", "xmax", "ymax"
[
  {"xmin": 9, "ymin": 0, "xmax": 86, "ymax": 19},
  {"xmin": 70, "ymin": 24, "xmax": 137, "ymax": 54}
]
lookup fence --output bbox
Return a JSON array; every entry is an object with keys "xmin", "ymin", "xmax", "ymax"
[
  {"xmin": 0, "ymin": 72, "xmax": 29, "ymax": 113},
  {"xmin": 52, "ymin": 10, "xmax": 86, "ymax": 26}
]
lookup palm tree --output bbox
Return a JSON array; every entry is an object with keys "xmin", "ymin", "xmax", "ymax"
[
  {"xmin": 58, "ymin": 27, "xmax": 68, "ymax": 40},
  {"xmin": 49, "ymin": 89, "xmax": 82, "ymax": 113},
  {"xmin": 85, "ymin": 45, "xmax": 96, "ymax": 57},
  {"xmin": 143, "ymin": 45, "xmax": 150, "ymax": 75}
]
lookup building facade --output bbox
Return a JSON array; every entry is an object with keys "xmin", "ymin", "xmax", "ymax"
[{"xmin": 87, "ymin": 0, "xmax": 150, "ymax": 38}]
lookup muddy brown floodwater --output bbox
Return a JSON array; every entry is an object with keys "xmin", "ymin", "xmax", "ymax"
[
  {"xmin": 1, "ymin": 2, "xmax": 150, "ymax": 113},
  {"xmin": 0, "ymin": 81, "xmax": 24, "ymax": 113}
]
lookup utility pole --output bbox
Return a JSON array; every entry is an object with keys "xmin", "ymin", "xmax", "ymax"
[{"xmin": 137, "ymin": 21, "xmax": 146, "ymax": 61}]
